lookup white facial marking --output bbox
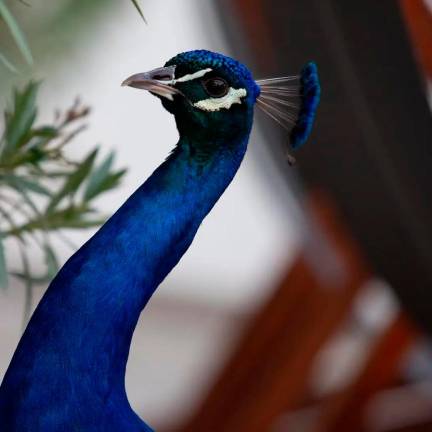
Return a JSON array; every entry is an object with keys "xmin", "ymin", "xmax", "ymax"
[
  {"xmin": 193, "ymin": 87, "xmax": 247, "ymax": 112},
  {"xmin": 170, "ymin": 68, "xmax": 213, "ymax": 84}
]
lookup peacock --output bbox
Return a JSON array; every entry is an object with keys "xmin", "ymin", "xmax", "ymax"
[{"xmin": 0, "ymin": 50, "xmax": 319, "ymax": 431}]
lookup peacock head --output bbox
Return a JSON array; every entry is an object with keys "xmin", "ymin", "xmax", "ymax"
[{"xmin": 122, "ymin": 49, "xmax": 320, "ymax": 163}]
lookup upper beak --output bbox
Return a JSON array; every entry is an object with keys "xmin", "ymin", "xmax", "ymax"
[{"xmin": 121, "ymin": 65, "xmax": 182, "ymax": 100}]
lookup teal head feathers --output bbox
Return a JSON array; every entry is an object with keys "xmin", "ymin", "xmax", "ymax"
[{"xmin": 122, "ymin": 49, "xmax": 320, "ymax": 164}]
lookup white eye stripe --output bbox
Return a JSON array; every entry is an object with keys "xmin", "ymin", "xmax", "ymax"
[
  {"xmin": 159, "ymin": 68, "xmax": 213, "ymax": 85},
  {"xmin": 193, "ymin": 87, "xmax": 247, "ymax": 112},
  {"xmin": 174, "ymin": 68, "xmax": 213, "ymax": 83}
]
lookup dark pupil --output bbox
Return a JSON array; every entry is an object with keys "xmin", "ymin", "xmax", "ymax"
[{"xmin": 204, "ymin": 78, "xmax": 228, "ymax": 97}]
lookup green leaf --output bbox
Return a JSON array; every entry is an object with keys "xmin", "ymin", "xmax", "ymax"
[
  {"xmin": 59, "ymin": 218, "xmax": 106, "ymax": 229},
  {"xmin": 0, "ymin": 206, "xmax": 24, "ymax": 241},
  {"xmin": 31, "ymin": 126, "xmax": 58, "ymax": 138},
  {"xmin": 0, "ymin": 52, "xmax": 18, "ymax": 73},
  {"xmin": 4, "ymin": 177, "xmax": 41, "ymax": 220},
  {"xmin": 18, "ymin": 244, "xmax": 33, "ymax": 323},
  {"xmin": 34, "ymin": 169, "xmax": 75, "ymax": 178},
  {"xmin": 24, "ymin": 126, "xmax": 58, "ymax": 149},
  {"xmin": 2, "ymin": 173, "xmax": 46, "ymax": 223},
  {"xmin": 0, "ymin": 0, "xmax": 33, "ymax": 65},
  {"xmin": 6, "ymin": 203, "xmax": 106, "ymax": 235},
  {"xmin": 12, "ymin": 243, "xmax": 59, "ymax": 287},
  {"xmin": 1, "ymin": 82, "xmax": 39, "ymax": 160},
  {"xmin": 130, "ymin": 0, "xmax": 147, "ymax": 23},
  {"xmin": 83, "ymin": 151, "xmax": 115, "ymax": 201},
  {"xmin": 0, "ymin": 235, "xmax": 7, "ymax": 289},
  {"xmin": 11, "ymin": 271, "xmax": 51, "ymax": 284},
  {"xmin": 43, "ymin": 243, "xmax": 58, "ymax": 279},
  {"xmin": 46, "ymin": 148, "xmax": 99, "ymax": 212},
  {"xmin": 4, "ymin": 174, "xmax": 51, "ymax": 197},
  {"xmin": 95, "ymin": 169, "xmax": 126, "ymax": 197}
]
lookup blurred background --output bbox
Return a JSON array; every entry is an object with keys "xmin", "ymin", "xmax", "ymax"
[{"xmin": 0, "ymin": 1, "xmax": 432, "ymax": 431}]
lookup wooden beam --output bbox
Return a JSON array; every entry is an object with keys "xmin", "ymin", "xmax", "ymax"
[
  {"xmin": 399, "ymin": 0, "xmax": 432, "ymax": 79},
  {"xmin": 315, "ymin": 314, "xmax": 418, "ymax": 432},
  {"xmin": 217, "ymin": 0, "xmax": 432, "ymax": 336}
]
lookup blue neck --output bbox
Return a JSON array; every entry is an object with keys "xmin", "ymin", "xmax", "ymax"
[{"xmin": 0, "ymin": 133, "xmax": 249, "ymax": 431}]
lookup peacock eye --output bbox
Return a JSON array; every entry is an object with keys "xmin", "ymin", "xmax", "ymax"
[{"xmin": 202, "ymin": 77, "xmax": 229, "ymax": 98}]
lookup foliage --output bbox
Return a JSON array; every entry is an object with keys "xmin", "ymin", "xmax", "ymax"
[
  {"xmin": 0, "ymin": 0, "xmax": 146, "ymax": 73},
  {"xmin": 0, "ymin": 0, "xmax": 33, "ymax": 72},
  {"xmin": 130, "ymin": 0, "xmax": 146, "ymax": 24},
  {"xmin": 0, "ymin": 0, "xmax": 142, "ymax": 320},
  {"xmin": 0, "ymin": 82, "xmax": 126, "ymax": 318}
]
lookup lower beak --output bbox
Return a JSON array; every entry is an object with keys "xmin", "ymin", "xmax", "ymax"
[{"xmin": 121, "ymin": 66, "xmax": 181, "ymax": 100}]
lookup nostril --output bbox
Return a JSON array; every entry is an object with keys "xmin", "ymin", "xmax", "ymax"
[
  {"xmin": 146, "ymin": 65, "xmax": 176, "ymax": 83},
  {"xmin": 153, "ymin": 74, "xmax": 172, "ymax": 81}
]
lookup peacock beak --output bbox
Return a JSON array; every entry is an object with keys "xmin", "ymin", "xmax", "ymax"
[{"xmin": 121, "ymin": 66, "xmax": 182, "ymax": 100}]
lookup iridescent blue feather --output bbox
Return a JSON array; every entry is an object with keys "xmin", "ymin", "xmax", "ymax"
[
  {"xmin": 256, "ymin": 61, "xmax": 320, "ymax": 163},
  {"xmin": 290, "ymin": 62, "xmax": 320, "ymax": 149}
]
